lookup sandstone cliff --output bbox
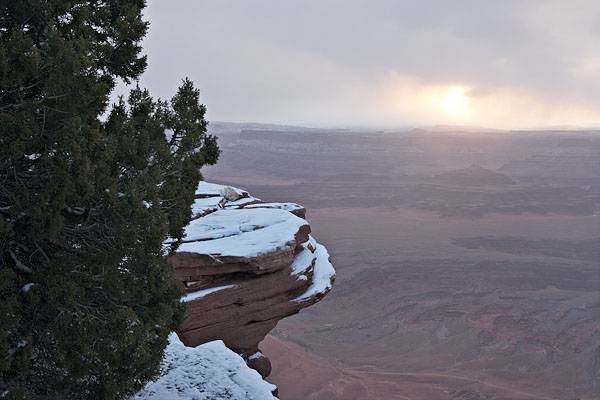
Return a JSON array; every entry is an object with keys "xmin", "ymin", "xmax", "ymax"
[{"xmin": 167, "ymin": 181, "xmax": 335, "ymax": 380}]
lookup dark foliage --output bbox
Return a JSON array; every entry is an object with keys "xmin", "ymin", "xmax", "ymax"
[{"xmin": 0, "ymin": 1, "xmax": 219, "ymax": 398}]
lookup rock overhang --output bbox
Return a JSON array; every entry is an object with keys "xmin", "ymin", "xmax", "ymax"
[{"xmin": 167, "ymin": 181, "xmax": 335, "ymax": 379}]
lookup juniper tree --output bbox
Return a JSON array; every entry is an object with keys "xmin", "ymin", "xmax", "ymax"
[{"xmin": 0, "ymin": 1, "xmax": 219, "ymax": 398}]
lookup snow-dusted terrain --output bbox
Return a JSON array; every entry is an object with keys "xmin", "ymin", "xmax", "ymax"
[{"xmin": 133, "ymin": 334, "xmax": 277, "ymax": 400}]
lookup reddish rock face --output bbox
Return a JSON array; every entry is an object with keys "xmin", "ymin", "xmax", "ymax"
[
  {"xmin": 168, "ymin": 182, "xmax": 335, "ymax": 378},
  {"xmin": 246, "ymin": 353, "xmax": 272, "ymax": 379}
]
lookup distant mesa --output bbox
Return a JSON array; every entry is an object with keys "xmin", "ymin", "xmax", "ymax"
[
  {"xmin": 408, "ymin": 128, "xmax": 430, "ymax": 135},
  {"xmin": 410, "ymin": 125, "xmax": 502, "ymax": 134},
  {"xmin": 433, "ymin": 164, "xmax": 514, "ymax": 186}
]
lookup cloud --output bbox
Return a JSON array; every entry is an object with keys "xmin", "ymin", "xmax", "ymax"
[{"xmin": 118, "ymin": 0, "xmax": 600, "ymax": 128}]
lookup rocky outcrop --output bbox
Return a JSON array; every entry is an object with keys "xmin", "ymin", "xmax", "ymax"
[{"xmin": 168, "ymin": 182, "xmax": 335, "ymax": 379}]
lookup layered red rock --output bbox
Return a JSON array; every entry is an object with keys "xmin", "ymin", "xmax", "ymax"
[{"xmin": 168, "ymin": 182, "xmax": 335, "ymax": 378}]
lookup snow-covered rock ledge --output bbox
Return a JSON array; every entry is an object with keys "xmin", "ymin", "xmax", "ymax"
[
  {"xmin": 133, "ymin": 334, "xmax": 277, "ymax": 400},
  {"xmin": 158, "ymin": 181, "xmax": 334, "ymax": 390}
]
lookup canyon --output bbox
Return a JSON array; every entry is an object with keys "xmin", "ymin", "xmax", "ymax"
[{"xmin": 204, "ymin": 124, "xmax": 600, "ymax": 400}]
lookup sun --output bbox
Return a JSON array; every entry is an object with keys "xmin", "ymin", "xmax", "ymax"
[{"xmin": 442, "ymin": 87, "xmax": 468, "ymax": 116}]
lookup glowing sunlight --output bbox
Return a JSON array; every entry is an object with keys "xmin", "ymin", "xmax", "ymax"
[{"xmin": 442, "ymin": 87, "xmax": 468, "ymax": 117}]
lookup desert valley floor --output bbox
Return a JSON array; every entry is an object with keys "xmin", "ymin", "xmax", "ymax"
[{"xmin": 204, "ymin": 124, "xmax": 600, "ymax": 400}]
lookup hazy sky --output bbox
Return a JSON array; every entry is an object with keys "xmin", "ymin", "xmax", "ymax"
[{"xmin": 120, "ymin": 0, "xmax": 600, "ymax": 129}]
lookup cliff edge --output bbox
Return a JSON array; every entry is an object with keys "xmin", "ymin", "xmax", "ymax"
[
  {"xmin": 135, "ymin": 181, "xmax": 335, "ymax": 398},
  {"xmin": 172, "ymin": 181, "xmax": 334, "ymax": 379}
]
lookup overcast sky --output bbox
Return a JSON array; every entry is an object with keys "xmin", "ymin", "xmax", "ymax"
[{"xmin": 119, "ymin": 0, "xmax": 600, "ymax": 129}]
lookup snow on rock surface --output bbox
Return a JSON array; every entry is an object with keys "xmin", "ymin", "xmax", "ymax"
[
  {"xmin": 167, "ymin": 181, "xmax": 335, "ymax": 380},
  {"xmin": 194, "ymin": 181, "xmax": 248, "ymax": 199},
  {"xmin": 190, "ymin": 196, "xmax": 225, "ymax": 217},
  {"xmin": 245, "ymin": 202, "xmax": 306, "ymax": 218},
  {"xmin": 224, "ymin": 196, "xmax": 262, "ymax": 209},
  {"xmin": 290, "ymin": 237, "xmax": 318, "ymax": 276},
  {"xmin": 178, "ymin": 208, "xmax": 309, "ymax": 258},
  {"xmin": 133, "ymin": 334, "xmax": 277, "ymax": 400},
  {"xmin": 181, "ymin": 284, "xmax": 236, "ymax": 303},
  {"xmin": 293, "ymin": 241, "xmax": 335, "ymax": 302}
]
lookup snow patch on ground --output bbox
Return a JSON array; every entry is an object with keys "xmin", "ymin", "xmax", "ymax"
[{"xmin": 133, "ymin": 333, "xmax": 277, "ymax": 400}]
